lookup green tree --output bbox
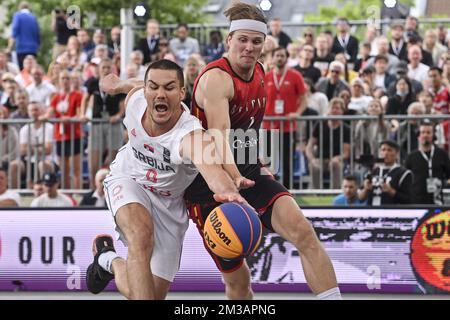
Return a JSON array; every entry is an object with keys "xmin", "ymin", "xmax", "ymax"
[{"xmin": 305, "ymin": 0, "xmax": 415, "ymax": 23}]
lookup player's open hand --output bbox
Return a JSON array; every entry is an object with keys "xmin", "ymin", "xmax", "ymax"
[
  {"xmin": 233, "ymin": 176, "xmax": 255, "ymax": 190},
  {"xmin": 100, "ymin": 74, "xmax": 121, "ymax": 95},
  {"xmin": 213, "ymin": 193, "xmax": 250, "ymax": 207}
]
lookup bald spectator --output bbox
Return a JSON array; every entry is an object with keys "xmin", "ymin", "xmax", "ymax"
[
  {"xmin": 268, "ymin": 18, "xmax": 292, "ymax": 48},
  {"xmin": 26, "ymin": 65, "xmax": 56, "ymax": 107},
  {"xmin": 408, "ymin": 45, "xmax": 430, "ymax": 83},
  {"xmin": 0, "ymin": 167, "xmax": 21, "ymax": 207},
  {"xmin": 408, "ymin": 34, "xmax": 433, "ymax": 67},
  {"xmin": 7, "ymin": 1, "xmax": 40, "ymax": 70},
  {"xmin": 10, "ymin": 88, "xmax": 30, "ymax": 126},
  {"xmin": 79, "ymin": 168, "xmax": 109, "ymax": 207}
]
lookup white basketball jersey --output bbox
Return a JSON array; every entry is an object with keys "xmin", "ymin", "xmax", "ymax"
[{"xmin": 109, "ymin": 88, "xmax": 203, "ymax": 199}]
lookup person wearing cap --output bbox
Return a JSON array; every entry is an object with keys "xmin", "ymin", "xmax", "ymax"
[
  {"xmin": 348, "ymin": 77, "xmax": 373, "ymax": 114},
  {"xmin": 359, "ymin": 140, "xmax": 413, "ymax": 205},
  {"xmin": 331, "ymin": 17, "xmax": 359, "ymax": 64},
  {"xmin": 386, "ymin": 61, "xmax": 423, "ymax": 97},
  {"xmin": 30, "ymin": 172, "xmax": 73, "ymax": 207},
  {"xmin": 405, "ymin": 121, "xmax": 450, "ymax": 205},
  {"xmin": 389, "ymin": 21, "xmax": 408, "ymax": 62}
]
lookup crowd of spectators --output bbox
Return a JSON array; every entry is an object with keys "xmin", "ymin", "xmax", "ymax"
[{"xmin": 1, "ymin": 1, "xmax": 450, "ymax": 207}]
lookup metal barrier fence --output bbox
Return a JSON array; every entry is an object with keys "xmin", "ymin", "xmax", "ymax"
[
  {"xmin": 1, "ymin": 114, "xmax": 450, "ymax": 196},
  {"xmin": 0, "ymin": 118, "xmax": 121, "ymax": 195}
]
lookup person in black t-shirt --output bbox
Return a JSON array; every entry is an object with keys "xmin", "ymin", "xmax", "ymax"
[
  {"xmin": 294, "ymin": 44, "xmax": 321, "ymax": 84},
  {"xmin": 82, "ymin": 58, "xmax": 125, "ymax": 188},
  {"xmin": 405, "ymin": 121, "xmax": 450, "ymax": 205},
  {"xmin": 51, "ymin": 8, "xmax": 78, "ymax": 60},
  {"xmin": 359, "ymin": 140, "xmax": 413, "ymax": 205},
  {"xmin": 306, "ymin": 97, "xmax": 350, "ymax": 189}
]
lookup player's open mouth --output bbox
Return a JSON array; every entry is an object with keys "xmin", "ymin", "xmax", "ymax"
[{"xmin": 154, "ymin": 103, "xmax": 168, "ymax": 113}]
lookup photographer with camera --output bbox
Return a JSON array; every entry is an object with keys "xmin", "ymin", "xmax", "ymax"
[
  {"xmin": 52, "ymin": 8, "xmax": 78, "ymax": 60},
  {"xmin": 405, "ymin": 121, "xmax": 450, "ymax": 205},
  {"xmin": 359, "ymin": 140, "xmax": 413, "ymax": 205}
]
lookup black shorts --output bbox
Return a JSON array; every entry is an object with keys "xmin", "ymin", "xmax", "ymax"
[
  {"xmin": 186, "ymin": 172, "xmax": 291, "ymax": 273},
  {"xmin": 56, "ymin": 139, "xmax": 82, "ymax": 157}
]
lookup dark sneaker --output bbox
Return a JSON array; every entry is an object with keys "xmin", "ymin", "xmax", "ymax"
[{"xmin": 86, "ymin": 234, "xmax": 116, "ymax": 294}]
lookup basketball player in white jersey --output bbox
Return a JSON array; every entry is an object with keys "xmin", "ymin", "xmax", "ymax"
[{"xmin": 86, "ymin": 59, "xmax": 247, "ymax": 300}]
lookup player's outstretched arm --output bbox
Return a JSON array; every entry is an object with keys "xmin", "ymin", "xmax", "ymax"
[
  {"xmin": 100, "ymin": 74, "xmax": 144, "ymax": 96},
  {"xmin": 180, "ymin": 130, "xmax": 249, "ymax": 205},
  {"xmin": 195, "ymin": 69, "xmax": 255, "ymax": 190}
]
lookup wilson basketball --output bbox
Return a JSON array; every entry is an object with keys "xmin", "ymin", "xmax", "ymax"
[{"xmin": 203, "ymin": 202, "xmax": 262, "ymax": 259}]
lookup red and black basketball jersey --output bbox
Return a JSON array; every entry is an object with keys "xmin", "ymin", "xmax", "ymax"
[{"xmin": 186, "ymin": 57, "xmax": 267, "ymax": 203}]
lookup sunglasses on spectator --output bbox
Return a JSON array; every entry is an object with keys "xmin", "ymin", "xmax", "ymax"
[
  {"xmin": 304, "ymin": 33, "xmax": 313, "ymax": 37},
  {"xmin": 330, "ymin": 69, "xmax": 341, "ymax": 73}
]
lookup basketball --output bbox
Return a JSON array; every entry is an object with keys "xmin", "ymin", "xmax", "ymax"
[{"xmin": 203, "ymin": 202, "xmax": 262, "ymax": 259}]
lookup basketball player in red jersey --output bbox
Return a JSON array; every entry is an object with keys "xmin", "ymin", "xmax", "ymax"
[{"xmin": 185, "ymin": 2, "xmax": 341, "ymax": 300}]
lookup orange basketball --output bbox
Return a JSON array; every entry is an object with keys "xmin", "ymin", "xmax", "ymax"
[{"xmin": 203, "ymin": 202, "xmax": 262, "ymax": 259}]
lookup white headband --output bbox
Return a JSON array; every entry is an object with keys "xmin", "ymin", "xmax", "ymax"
[{"xmin": 229, "ymin": 19, "xmax": 267, "ymax": 35}]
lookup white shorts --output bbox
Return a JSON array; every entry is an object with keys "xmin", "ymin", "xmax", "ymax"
[{"xmin": 103, "ymin": 174, "xmax": 189, "ymax": 282}]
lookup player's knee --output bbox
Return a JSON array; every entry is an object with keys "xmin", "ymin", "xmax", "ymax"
[
  {"xmin": 126, "ymin": 223, "xmax": 155, "ymax": 253},
  {"xmin": 290, "ymin": 218, "xmax": 320, "ymax": 252}
]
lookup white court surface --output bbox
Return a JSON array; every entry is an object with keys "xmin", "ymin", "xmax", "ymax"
[{"xmin": 0, "ymin": 292, "xmax": 449, "ymax": 300}]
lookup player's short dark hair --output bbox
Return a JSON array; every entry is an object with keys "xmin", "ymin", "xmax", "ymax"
[
  {"xmin": 271, "ymin": 46, "xmax": 289, "ymax": 58},
  {"xmin": 429, "ymin": 66, "xmax": 443, "ymax": 75},
  {"xmin": 379, "ymin": 140, "xmax": 400, "ymax": 151},
  {"xmin": 343, "ymin": 175, "xmax": 358, "ymax": 183},
  {"xmin": 144, "ymin": 59, "xmax": 184, "ymax": 87}
]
